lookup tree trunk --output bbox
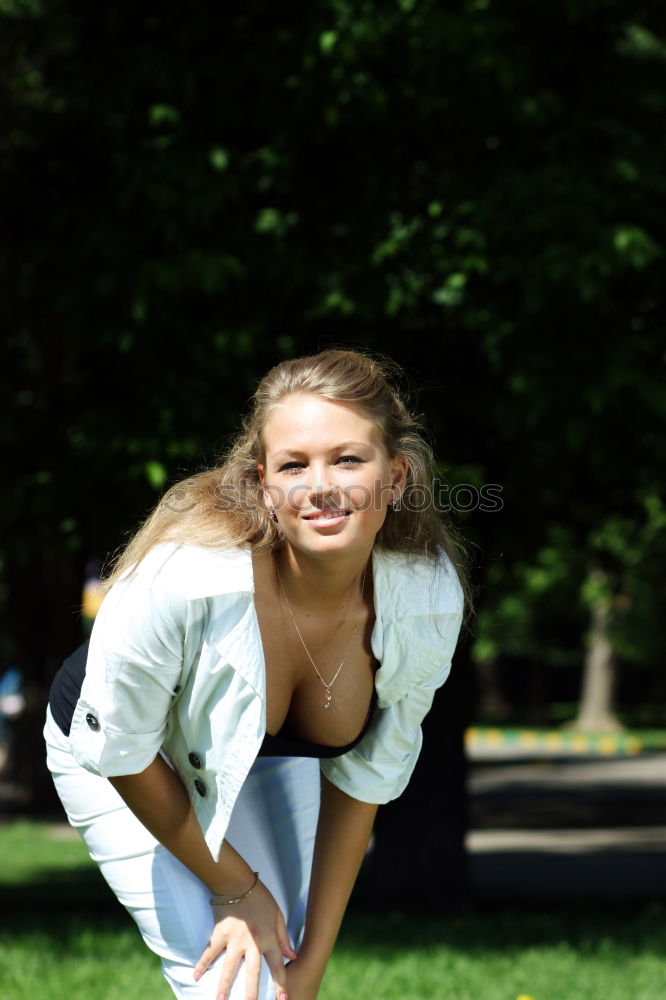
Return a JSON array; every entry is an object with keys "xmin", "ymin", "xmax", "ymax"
[
  {"xmin": 475, "ymin": 657, "xmax": 511, "ymax": 721},
  {"xmin": 574, "ymin": 567, "xmax": 622, "ymax": 732}
]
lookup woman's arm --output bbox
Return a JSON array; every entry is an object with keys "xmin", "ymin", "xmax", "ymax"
[
  {"xmin": 110, "ymin": 756, "xmax": 297, "ymax": 1000},
  {"xmin": 288, "ymin": 776, "xmax": 378, "ymax": 998},
  {"xmin": 109, "ymin": 754, "xmax": 254, "ymax": 896}
]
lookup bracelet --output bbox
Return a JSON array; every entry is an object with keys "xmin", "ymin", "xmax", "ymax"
[{"xmin": 209, "ymin": 871, "xmax": 259, "ymax": 906}]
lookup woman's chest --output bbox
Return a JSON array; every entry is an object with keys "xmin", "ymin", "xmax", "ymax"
[{"xmin": 257, "ymin": 601, "xmax": 378, "ymax": 745}]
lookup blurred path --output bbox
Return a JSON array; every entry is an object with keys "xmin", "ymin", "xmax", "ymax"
[
  {"xmin": 3, "ymin": 731, "xmax": 665, "ymax": 901},
  {"xmin": 467, "ymin": 753, "xmax": 666, "ymax": 899}
]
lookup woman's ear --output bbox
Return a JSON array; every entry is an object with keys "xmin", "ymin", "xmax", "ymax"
[
  {"xmin": 257, "ymin": 468, "xmax": 275, "ymax": 516},
  {"xmin": 390, "ymin": 455, "xmax": 409, "ymax": 495}
]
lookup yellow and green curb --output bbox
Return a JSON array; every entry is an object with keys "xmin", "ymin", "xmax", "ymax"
[{"xmin": 465, "ymin": 727, "xmax": 648, "ymax": 756}]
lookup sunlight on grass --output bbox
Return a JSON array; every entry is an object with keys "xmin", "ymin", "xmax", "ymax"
[
  {"xmin": 1, "ymin": 920, "xmax": 170, "ymax": 1000},
  {"xmin": 319, "ymin": 910, "xmax": 666, "ymax": 1000},
  {"xmin": 0, "ymin": 819, "xmax": 91, "ymax": 883}
]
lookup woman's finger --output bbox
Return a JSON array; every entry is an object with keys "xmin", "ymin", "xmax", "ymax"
[
  {"xmin": 275, "ymin": 911, "xmax": 297, "ymax": 961},
  {"xmin": 193, "ymin": 938, "xmax": 219, "ymax": 982},
  {"xmin": 263, "ymin": 944, "xmax": 289, "ymax": 1000},
  {"xmin": 235, "ymin": 949, "xmax": 262, "ymax": 1000},
  {"xmin": 210, "ymin": 945, "xmax": 244, "ymax": 1000}
]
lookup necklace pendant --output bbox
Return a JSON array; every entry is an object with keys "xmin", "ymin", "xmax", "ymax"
[{"xmin": 276, "ymin": 559, "xmax": 367, "ymax": 715}]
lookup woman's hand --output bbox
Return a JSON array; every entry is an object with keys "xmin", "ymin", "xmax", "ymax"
[{"xmin": 193, "ymin": 879, "xmax": 297, "ymax": 1000}]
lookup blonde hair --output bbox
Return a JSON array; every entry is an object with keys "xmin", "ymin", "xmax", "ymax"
[{"xmin": 104, "ymin": 349, "xmax": 472, "ymax": 620}]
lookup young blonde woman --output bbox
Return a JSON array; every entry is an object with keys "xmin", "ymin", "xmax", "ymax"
[{"xmin": 44, "ymin": 349, "xmax": 468, "ymax": 1000}]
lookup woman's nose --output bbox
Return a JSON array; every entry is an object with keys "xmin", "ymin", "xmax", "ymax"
[{"xmin": 307, "ymin": 464, "xmax": 338, "ymax": 501}]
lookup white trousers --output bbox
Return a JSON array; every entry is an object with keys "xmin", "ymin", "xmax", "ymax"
[{"xmin": 44, "ymin": 706, "xmax": 320, "ymax": 999}]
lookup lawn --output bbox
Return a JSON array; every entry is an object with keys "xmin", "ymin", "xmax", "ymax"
[{"xmin": 1, "ymin": 820, "xmax": 664, "ymax": 1000}]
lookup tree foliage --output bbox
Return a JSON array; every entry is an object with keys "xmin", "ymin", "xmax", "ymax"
[{"xmin": 2, "ymin": 0, "xmax": 665, "ymax": 730}]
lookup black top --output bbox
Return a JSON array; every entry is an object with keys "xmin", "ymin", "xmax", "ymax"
[
  {"xmin": 257, "ymin": 690, "xmax": 377, "ymax": 759},
  {"xmin": 49, "ymin": 640, "xmax": 89, "ymax": 737},
  {"xmin": 49, "ymin": 640, "xmax": 377, "ymax": 758}
]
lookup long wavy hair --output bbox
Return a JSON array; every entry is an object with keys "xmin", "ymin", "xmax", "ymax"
[{"xmin": 104, "ymin": 349, "xmax": 472, "ymax": 621}]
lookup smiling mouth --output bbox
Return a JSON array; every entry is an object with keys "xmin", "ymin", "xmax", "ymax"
[{"xmin": 303, "ymin": 509, "xmax": 351, "ymax": 521}]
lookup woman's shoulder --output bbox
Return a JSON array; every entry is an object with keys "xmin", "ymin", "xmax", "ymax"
[
  {"xmin": 373, "ymin": 546, "xmax": 464, "ymax": 619},
  {"xmin": 115, "ymin": 543, "xmax": 254, "ymax": 601},
  {"xmin": 372, "ymin": 548, "xmax": 465, "ymax": 683}
]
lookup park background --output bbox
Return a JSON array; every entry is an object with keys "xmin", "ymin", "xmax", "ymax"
[{"xmin": 1, "ymin": 2, "xmax": 665, "ymax": 999}]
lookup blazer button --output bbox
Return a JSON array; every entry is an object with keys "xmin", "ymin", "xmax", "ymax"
[
  {"xmin": 194, "ymin": 778, "xmax": 207, "ymax": 797},
  {"xmin": 85, "ymin": 713, "xmax": 100, "ymax": 731},
  {"xmin": 188, "ymin": 752, "xmax": 202, "ymax": 769}
]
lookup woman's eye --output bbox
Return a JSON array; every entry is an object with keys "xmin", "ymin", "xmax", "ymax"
[
  {"xmin": 278, "ymin": 461, "xmax": 304, "ymax": 473},
  {"xmin": 337, "ymin": 455, "xmax": 362, "ymax": 466}
]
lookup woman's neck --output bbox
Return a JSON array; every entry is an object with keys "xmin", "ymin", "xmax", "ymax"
[{"xmin": 275, "ymin": 545, "xmax": 372, "ymax": 611}]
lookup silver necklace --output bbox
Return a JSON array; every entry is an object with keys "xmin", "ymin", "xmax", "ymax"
[{"xmin": 276, "ymin": 560, "xmax": 368, "ymax": 709}]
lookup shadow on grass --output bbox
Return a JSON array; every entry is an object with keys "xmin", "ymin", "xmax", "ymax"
[
  {"xmin": 2, "ymin": 868, "xmax": 665, "ymax": 961},
  {"xmin": 0, "ymin": 863, "xmax": 120, "ymax": 913},
  {"xmin": 0, "ymin": 866, "xmax": 135, "ymax": 952},
  {"xmin": 337, "ymin": 899, "xmax": 666, "ymax": 958}
]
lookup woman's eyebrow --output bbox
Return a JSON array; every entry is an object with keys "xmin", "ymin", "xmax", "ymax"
[
  {"xmin": 271, "ymin": 449, "xmax": 306, "ymax": 461},
  {"xmin": 334, "ymin": 441, "xmax": 373, "ymax": 451},
  {"xmin": 272, "ymin": 441, "xmax": 373, "ymax": 460}
]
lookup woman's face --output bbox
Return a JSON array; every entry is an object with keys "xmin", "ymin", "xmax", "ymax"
[{"xmin": 258, "ymin": 393, "xmax": 407, "ymax": 561}]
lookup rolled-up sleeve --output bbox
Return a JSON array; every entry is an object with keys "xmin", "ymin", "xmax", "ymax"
[
  {"xmin": 69, "ymin": 553, "xmax": 188, "ymax": 778},
  {"xmin": 321, "ymin": 557, "xmax": 464, "ymax": 803},
  {"xmin": 320, "ymin": 657, "xmax": 450, "ymax": 803}
]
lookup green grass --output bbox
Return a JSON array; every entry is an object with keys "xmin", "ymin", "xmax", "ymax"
[
  {"xmin": 325, "ymin": 907, "xmax": 666, "ymax": 1000},
  {"xmin": 0, "ymin": 818, "xmax": 96, "ymax": 885},
  {"xmin": 1, "ymin": 820, "xmax": 665, "ymax": 1000}
]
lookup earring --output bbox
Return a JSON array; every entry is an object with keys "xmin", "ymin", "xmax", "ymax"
[
  {"xmin": 269, "ymin": 508, "xmax": 278, "ymax": 522},
  {"xmin": 391, "ymin": 494, "xmax": 401, "ymax": 512}
]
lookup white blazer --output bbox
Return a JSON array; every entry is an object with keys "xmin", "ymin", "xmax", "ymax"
[{"xmin": 70, "ymin": 543, "xmax": 464, "ymax": 860}]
